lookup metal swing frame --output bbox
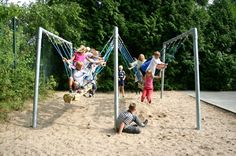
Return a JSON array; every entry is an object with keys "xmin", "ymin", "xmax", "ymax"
[{"xmin": 160, "ymin": 28, "xmax": 201, "ymax": 130}]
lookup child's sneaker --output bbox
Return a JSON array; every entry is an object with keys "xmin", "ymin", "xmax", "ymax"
[
  {"xmin": 69, "ymin": 88, "xmax": 73, "ymax": 93},
  {"xmin": 141, "ymin": 98, "xmax": 144, "ymax": 102}
]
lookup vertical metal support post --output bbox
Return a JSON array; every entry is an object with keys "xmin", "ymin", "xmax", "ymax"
[
  {"xmin": 33, "ymin": 27, "xmax": 43, "ymax": 128},
  {"xmin": 69, "ymin": 44, "xmax": 73, "ymax": 77},
  {"xmin": 160, "ymin": 44, "xmax": 166, "ymax": 99},
  {"xmin": 192, "ymin": 28, "xmax": 201, "ymax": 130},
  {"xmin": 114, "ymin": 26, "xmax": 119, "ymax": 128},
  {"xmin": 12, "ymin": 16, "xmax": 16, "ymax": 69}
]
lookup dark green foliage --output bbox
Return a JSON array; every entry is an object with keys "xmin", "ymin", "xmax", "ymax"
[{"xmin": 201, "ymin": 0, "xmax": 236, "ymax": 90}]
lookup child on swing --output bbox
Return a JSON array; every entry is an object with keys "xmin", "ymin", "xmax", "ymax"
[
  {"xmin": 84, "ymin": 48, "xmax": 106, "ymax": 71},
  {"xmin": 141, "ymin": 51, "xmax": 167, "ymax": 77},
  {"xmin": 68, "ymin": 61, "xmax": 87, "ymax": 93},
  {"xmin": 63, "ymin": 45, "xmax": 88, "ymax": 68},
  {"xmin": 141, "ymin": 69, "xmax": 159, "ymax": 104}
]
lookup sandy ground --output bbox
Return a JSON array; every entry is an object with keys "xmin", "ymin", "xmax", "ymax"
[{"xmin": 0, "ymin": 91, "xmax": 235, "ymax": 156}]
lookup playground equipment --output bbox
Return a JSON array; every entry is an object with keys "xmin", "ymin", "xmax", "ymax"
[
  {"xmin": 32, "ymin": 27, "xmax": 119, "ymax": 128},
  {"xmin": 160, "ymin": 28, "xmax": 201, "ymax": 130},
  {"xmin": 114, "ymin": 27, "xmax": 119, "ymax": 128},
  {"xmin": 32, "ymin": 26, "xmax": 201, "ymax": 130},
  {"xmin": 33, "ymin": 27, "xmax": 73, "ymax": 128}
]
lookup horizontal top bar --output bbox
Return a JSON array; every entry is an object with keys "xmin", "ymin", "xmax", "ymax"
[
  {"xmin": 40, "ymin": 27, "xmax": 73, "ymax": 46},
  {"xmin": 163, "ymin": 28, "xmax": 195, "ymax": 45}
]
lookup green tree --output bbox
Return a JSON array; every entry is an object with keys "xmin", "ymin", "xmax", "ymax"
[{"xmin": 201, "ymin": 0, "xmax": 236, "ymax": 90}]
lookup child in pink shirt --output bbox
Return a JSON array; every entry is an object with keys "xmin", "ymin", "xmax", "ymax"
[
  {"xmin": 141, "ymin": 70, "xmax": 156, "ymax": 104},
  {"xmin": 63, "ymin": 45, "xmax": 88, "ymax": 67}
]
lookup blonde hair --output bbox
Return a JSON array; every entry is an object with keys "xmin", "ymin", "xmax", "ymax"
[
  {"xmin": 153, "ymin": 51, "xmax": 160, "ymax": 56},
  {"xmin": 92, "ymin": 50, "xmax": 99, "ymax": 56},
  {"xmin": 86, "ymin": 47, "xmax": 91, "ymax": 52},
  {"xmin": 76, "ymin": 61, "xmax": 83, "ymax": 67},
  {"xmin": 146, "ymin": 69, "xmax": 152, "ymax": 74},
  {"xmin": 138, "ymin": 54, "xmax": 145, "ymax": 61},
  {"xmin": 77, "ymin": 45, "xmax": 86, "ymax": 53},
  {"xmin": 119, "ymin": 65, "xmax": 123, "ymax": 69}
]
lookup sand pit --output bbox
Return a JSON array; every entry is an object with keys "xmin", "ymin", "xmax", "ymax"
[{"xmin": 0, "ymin": 91, "xmax": 235, "ymax": 156}]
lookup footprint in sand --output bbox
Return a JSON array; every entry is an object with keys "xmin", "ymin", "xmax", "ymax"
[
  {"xmin": 78, "ymin": 106, "xmax": 85, "ymax": 109},
  {"xmin": 87, "ymin": 123, "xmax": 91, "ymax": 129},
  {"xmin": 157, "ymin": 113, "xmax": 167, "ymax": 118}
]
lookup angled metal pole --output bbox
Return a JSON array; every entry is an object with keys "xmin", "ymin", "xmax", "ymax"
[
  {"xmin": 192, "ymin": 28, "xmax": 201, "ymax": 130},
  {"xmin": 41, "ymin": 28, "xmax": 72, "ymax": 45},
  {"xmin": 33, "ymin": 27, "xmax": 43, "ymax": 128},
  {"xmin": 114, "ymin": 26, "xmax": 119, "ymax": 128},
  {"xmin": 160, "ymin": 44, "xmax": 166, "ymax": 99}
]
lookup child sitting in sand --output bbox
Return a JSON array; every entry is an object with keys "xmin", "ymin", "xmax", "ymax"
[
  {"xmin": 116, "ymin": 103, "xmax": 148, "ymax": 134},
  {"xmin": 141, "ymin": 69, "xmax": 160, "ymax": 104}
]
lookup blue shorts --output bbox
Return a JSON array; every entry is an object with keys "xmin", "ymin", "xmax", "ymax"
[{"xmin": 119, "ymin": 80, "xmax": 124, "ymax": 86}]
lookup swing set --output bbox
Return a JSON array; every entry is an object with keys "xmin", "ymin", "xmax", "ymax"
[{"xmin": 32, "ymin": 27, "xmax": 201, "ymax": 130}]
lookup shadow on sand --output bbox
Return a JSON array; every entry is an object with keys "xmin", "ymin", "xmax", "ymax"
[{"xmin": 10, "ymin": 95, "xmax": 82, "ymax": 129}]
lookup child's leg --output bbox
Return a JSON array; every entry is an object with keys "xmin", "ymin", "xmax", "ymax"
[
  {"xmin": 92, "ymin": 83, "xmax": 97, "ymax": 95},
  {"xmin": 123, "ymin": 125, "xmax": 141, "ymax": 134},
  {"xmin": 121, "ymin": 86, "xmax": 125, "ymax": 97},
  {"xmin": 141, "ymin": 89, "xmax": 147, "ymax": 102},
  {"xmin": 118, "ymin": 81, "xmax": 121, "ymax": 93},
  {"xmin": 133, "ymin": 115, "xmax": 145, "ymax": 127},
  {"xmin": 73, "ymin": 81, "xmax": 79, "ymax": 89},
  {"xmin": 69, "ymin": 77, "xmax": 73, "ymax": 91},
  {"xmin": 147, "ymin": 89, "xmax": 153, "ymax": 103}
]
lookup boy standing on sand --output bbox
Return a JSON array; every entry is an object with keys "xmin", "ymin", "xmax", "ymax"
[
  {"xmin": 116, "ymin": 103, "xmax": 148, "ymax": 134},
  {"xmin": 118, "ymin": 65, "xmax": 126, "ymax": 97}
]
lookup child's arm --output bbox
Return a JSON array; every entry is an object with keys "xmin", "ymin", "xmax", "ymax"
[
  {"xmin": 63, "ymin": 55, "xmax": 75, "ymax": 64},
  {"xmin": 86, "ymin": 57, "xmax": 94, "ymax": 63},
  {"xmin": 118, "ymin": 122, "xmax": 125, "ymax": 134},
  {"xmin": 156, "ymin": 63, "xmax": 168, "ymax": 70},
  {"xmin": 123, "ymin": 71, "xmax": 126, "ymax": 80},
  {"xmin": 153, "ymin": 75, "xmax": 161, "ymax": 79},
  {"xmin": 87, "ymin": 57, "xmax": 105, "ymax": 65},
  {"xmin": 98, "ymin": 56, "xmax": 104, "ymax": 60}
]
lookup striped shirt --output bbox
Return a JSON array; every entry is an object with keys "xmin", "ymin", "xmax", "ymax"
[
  {"xmin": 118, "ymin": 70, "xmax": 126, "ymax": 80},
  {"xmin": 116, "ymin": 111, "xmax": 134, "ymax": 129}
]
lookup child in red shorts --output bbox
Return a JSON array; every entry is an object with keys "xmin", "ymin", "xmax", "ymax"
[{"xmin": 141, "ymin": 70, "xmax": 155, "ymax": 104}]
